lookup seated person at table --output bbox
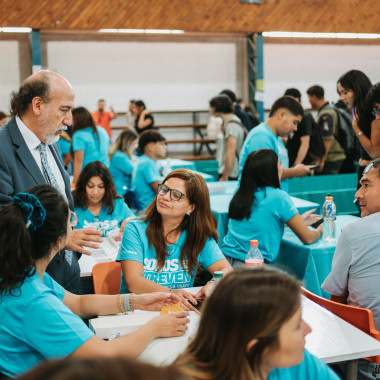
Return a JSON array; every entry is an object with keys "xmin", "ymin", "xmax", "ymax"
[
  {"xmin": 73, "ymin": 161, "xmax": 134, "ymax": 236},
  {"xmin": 322, "ymin": 158, "xmax": 380, "ymax": 379},
  {"xmin": 72, "ymin": 107, "xmax": 110, "ymax": 184},
  {"xmin": 109, "ymin": 130, "xmax": 138, "ymax": 196},
  {"xmin": 117, "ymin": 169, "xmax": 232, "ymax": 309},
  {"xmin": 173, "ymin": 268, "xmax": 339, "ymax": 380},
  {"xmin": 239, "ymin": 96, "xmax": 312, "ymax": 191},
  {"xmin": 131, "ymin": 130, "xmax": 166, "ymax": 211},
  {"xmin": 209, "ymin": 94, "xmax": 245, "ymax": 181},
  {"xmin": 0, "ymin": 185, "xmax": 189, "ymax": 378},
  {"xmin": 221, "ymin": 149, "xmax": 322, "ymax": 266}
]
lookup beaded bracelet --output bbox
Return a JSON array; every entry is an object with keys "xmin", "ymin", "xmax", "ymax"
[
  {"xmin": 130, "ymin": 294, "xmax": 135, "ymax": 312},
  {"xmin": 117, "ymin": 294, "xmax": 126, "ymax": 313}
]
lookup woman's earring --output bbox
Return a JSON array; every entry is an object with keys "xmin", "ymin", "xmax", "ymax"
[{"xmin": 186, "ymin": 211, "xmax": 191, "ymax": 216}]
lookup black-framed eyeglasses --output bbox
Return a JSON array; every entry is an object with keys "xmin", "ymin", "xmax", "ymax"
[
  {"xmin": 157, "ymin": 184, "xmax": 193, "ymax": 203},
  {"xmin": 363, "ymin": 162, "xmax": 380, "ymax": 175},
  {"xmin": 372, "ymin": 107, "xmax": 380, "ymax": 117}
]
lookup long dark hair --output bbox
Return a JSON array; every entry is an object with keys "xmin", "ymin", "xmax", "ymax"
[
  {"xmin": 174, "ymin": 268, "xmax": 301, "ymax": 380},
  {"xmin": 228, "ymin": 149, "xmax": 280, "ymax": 221},
  {"xmin": 72, "ymin": 106, "xmax": 99, "ymax": 141},
  {"xmin": 337, "ymin": 70, "xmax": 374, "ymax": 133},
  {"xmin": 0, "ymin": 185, "xmax": 69, "ymax": 296},
  {"xmin": 73, "ymin": 161, "xmax": 121, "ymax": 214},
  {"xmin": 143, "ymin": 169, "xmax": 218, "ymax": 275}
]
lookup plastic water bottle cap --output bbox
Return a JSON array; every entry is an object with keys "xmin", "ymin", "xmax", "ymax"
[
  {"xmin": 250, "ymin": 240, "xmax": 258, "ymax": 247},
  {"xmin": 325, "ymin": 196, "xmax": 333, "ymax": 201}
]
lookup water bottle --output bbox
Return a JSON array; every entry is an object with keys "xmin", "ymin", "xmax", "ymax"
[
  {"xmin": 162, "ymin": 159, "xmax": 172, "ymax": 177},
  {"xmin": 245, "ymin": 240, "xmax": 264, "ymax": 267},
  {"xmin": 322, "ymin": 194, "xmax": 336, "ymax": 241},
  {"xmin": 213, "ymin": 271, "xmax": 224, "ymax": 285}
]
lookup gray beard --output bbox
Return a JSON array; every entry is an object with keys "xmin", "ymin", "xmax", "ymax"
[{"xmin": 45, "ymin": 133, "xmax": 61, "ymax": 145}]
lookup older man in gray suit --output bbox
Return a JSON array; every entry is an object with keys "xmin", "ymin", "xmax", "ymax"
[{"xmin": 0, "ymin": 70, "xmax": 102, "ymax": 294}]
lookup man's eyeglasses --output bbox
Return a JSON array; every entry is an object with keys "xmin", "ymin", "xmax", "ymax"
[
  {"xmin": 157, "ymin": 184, "xmax": 193, "ymax": 203},
  {"xmin": 372, "ymin": 107, "xmax": 380, "ymax": 117},
  {"xmin": 363, "ymin": 161, "xmax": 380, "ymax": 175},
  {"xmin": 69, "ymin": 211, "xmax": 78, "ymax": 228}
]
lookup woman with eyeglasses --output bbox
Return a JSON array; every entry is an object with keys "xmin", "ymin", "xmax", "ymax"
[
  {"xmin": 173, "ymin": 268, "xmax": 340, "ymax": 380},
  {"xmin": 116, "ymin": 169, "xmax": 232, "ymax": 309},
  {"xmin": 109, "ymin": 130, "xmax": 138, "ymax": 196},
  {"xmin": 73, "ymin": 161, "xmax": 135, "ymax": 237},
  {"xmin": 71, "ymin": 107, "xmax": 111, "ymax": 184},
  {"xmin": 337, "ymin": 70, "xmax": 378, "ymax": 184},
  {"xmin": 0, "ymin": 185, "xmax": 189, "ymax": 378}
]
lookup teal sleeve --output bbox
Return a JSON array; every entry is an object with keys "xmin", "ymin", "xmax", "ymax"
[
  {"xmin": 116, "ymin": 221, "xmax": 144, "ymax": 263},
  {"xmin": 198, "ymin": 238, "xmax": 227, "ymax": 270},
  {"xmin": 72, "ymin": 132, "xmax": 86, "ymax": 151}
]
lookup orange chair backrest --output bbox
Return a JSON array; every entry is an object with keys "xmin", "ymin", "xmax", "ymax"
[
  {"xmin": 302, "ymin": 287, "xmax": 380, "ymax": 363},
  {"xmin": 92, "ymin": 261, "xmax": 122, "ymax": 295}
]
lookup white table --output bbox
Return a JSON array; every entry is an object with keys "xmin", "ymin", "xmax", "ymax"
[{"xmin": 89, "ymin": 289, "xmax": 380, "ymax": 373}]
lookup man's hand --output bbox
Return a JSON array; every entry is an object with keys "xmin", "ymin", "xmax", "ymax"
[
  {"xmin": 293, "ymin": 164, "xmax": 313, "ymax": 177},
  {"xmin": 66, "ymin": 228, "xmax": 103, "ymax": 256}
]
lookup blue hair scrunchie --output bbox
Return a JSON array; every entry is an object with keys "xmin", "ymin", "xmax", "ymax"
[{"xmin": 12, "ymin": 193, "xmax": 46, "ymax": 232}]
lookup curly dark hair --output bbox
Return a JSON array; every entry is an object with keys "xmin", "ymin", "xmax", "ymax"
[
  {"xmin": 10, "ymin": 78, "xmax": 50, "ymax": 116},
  {"xmin": 72, "ymin": 161, "xmax": 121, "ymax": 214}
]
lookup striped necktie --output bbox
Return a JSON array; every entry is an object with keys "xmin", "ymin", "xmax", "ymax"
[{"xmin": 37, "ymin": 143, "xmax": 60, "ymax": 190}]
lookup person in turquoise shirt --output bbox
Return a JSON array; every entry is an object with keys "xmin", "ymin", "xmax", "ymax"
[
  {"xmin": 222, "ymin": 149, "xmax": 322, "ymax": 266},
  {"xmin": 57, "ymin": 131, "xmax": 73, "ymax": 175},
  {"xmin": 173, "ymin": 268, "xmax": 340, "ymax": 380},
  {"xmin": 117, "ymin": 169, "xmax": 232, "ymax": 309},
  {"xmin": 71, "ymin": 107, "xmax": 110, "ymax": 184},
  {"xmin": 131, "ymin": 130, "xmax": 167, "ymax": 211},
  {"xmin": 0, "ymin": 185, "xmax": 190, "ymax": 378},
  {"xmin": 73, "ymin": 161, "xmax": 134, "ymax": 237},
  {"xmin": 109, "ymin": 129, "xmax": 138, "ymax": 195},
  {"xmin": 239, "ymin": 95, "xmax": 313, "ymax": 191}
]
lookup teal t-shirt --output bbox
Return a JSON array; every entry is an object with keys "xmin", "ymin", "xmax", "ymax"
[
  {"xmin": 239, "ymin": 123, "xmax": 289, "ymax": 191},
  {"xmin": 0, "ymin": 272, "xmax": 93, "ymax": 377},
  {"xmin": 109, "ymin": 151, "xmax": 135, "ymax": 195},
  {"xmin": 57, "ymin": 137, "xmax": 71, "ymax": 160},
  {"xmin": 269, "ymin": 350, "xmax": 340, "ymax": 380},
  {"xmin": 221, "ymin": 187, "xmax": 297, "ymax": 263},
  {"xmin": 131, "ymin": 155, "xmax": 162, "ymax": 210},
  {"xmin": 72, "ymin": 126, "xmax": 110, "ymax": 169},
  {"xmin": 74, "ymin": 197, "xmax": 134, "ymax": 236},
  {"xmin": 116, "ymin": 219, "xmax": 226, "ymax": 293}
]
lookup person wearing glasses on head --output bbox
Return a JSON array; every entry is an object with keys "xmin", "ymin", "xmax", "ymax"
[
  {"xmin": 131, "ymin": 130, "xmax": 167, "ymax": 211},
  {"xmin": 72, "ymin": 161, "xmax": 135, "ymax": 237},
  {"xmin": 116, "ymin": 169, "xmax": 232, "ymax": 309},
  {"xmin": 0, "ymin": 185, "xmax": 189, "ymax": 378}
]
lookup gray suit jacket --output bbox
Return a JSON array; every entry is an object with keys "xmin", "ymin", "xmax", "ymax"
[
  {"xmin": 0, "ymin": 117, "xmax": 74, "ymax": 209},
  {"xmin": 0, "ymin": 117, "xmax": 80, "ymax": 293}
]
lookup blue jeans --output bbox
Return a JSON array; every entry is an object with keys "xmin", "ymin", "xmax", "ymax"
[{"xmin": 226, "ymin": 256, "xmax": 245, "ymax": 269}]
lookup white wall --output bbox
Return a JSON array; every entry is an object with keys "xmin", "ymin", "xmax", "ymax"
[
  {"xmin": 46, "ymin": 41, "xmax": 237, "ymax": 113},
  {"xmin": 0, "ymin": 41, "xmax": 20, "ymax": 112},
  {"xmin": 264, "ymin": 43, "xmax": 380, "ymax": 109}
]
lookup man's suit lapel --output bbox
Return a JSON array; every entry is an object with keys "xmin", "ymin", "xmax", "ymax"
[
  {"xmin": 49, "ymin": 143, "xmax": 74, "ymax": 209},
  {"xmin": 8, "ymin": 118, "xmax": 46, "ymax": 185}
]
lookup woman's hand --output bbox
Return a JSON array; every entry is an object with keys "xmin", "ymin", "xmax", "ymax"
[
  {"xmin": 301, "ymin": 208, "xmax": 322, "ymax": 226},
  {"xmin": 172, "ymin": 289, "xmax": 199, "ymax": 312},
  {"xmin": 132, "ymin": 292, "xmax": 182, "ymax": 311},
  {"xmin": 195, "ymin": 282, "xmax": 214, "ymax": 299},
  {"xmin": 148, "ymin": 311, "xmax": 190, "ymax": 338}
]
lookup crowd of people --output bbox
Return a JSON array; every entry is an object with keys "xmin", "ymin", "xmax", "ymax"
[{"xmin": 0, "ymin": 68, "xmax": 379, "ymax": 379}]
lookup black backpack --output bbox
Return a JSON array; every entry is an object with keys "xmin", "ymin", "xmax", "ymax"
[
  {"xmin": 324, "ymin": 105, "xmax": 354, "ymax": 155},
  {"xmin": 305, "ymin": 112, "xmax": 325, "ymax": 161}
]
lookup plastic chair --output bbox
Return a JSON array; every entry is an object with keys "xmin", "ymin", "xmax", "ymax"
[
  {"xmin": 92, "ymin": 261, "xmax": 122, "ymax": 295},
  {"xmin": 302, "ymin": 287, "xmax": 380, "ymax": 363}
]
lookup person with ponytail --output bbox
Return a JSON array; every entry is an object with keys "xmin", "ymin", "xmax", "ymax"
[
  {"xmin": 0, "ymin": 185, "xmax": 189, "ymax": 378},
  {"xmin": 173, "ymin": 268, "xmax": 340, "ymax": 380}
]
